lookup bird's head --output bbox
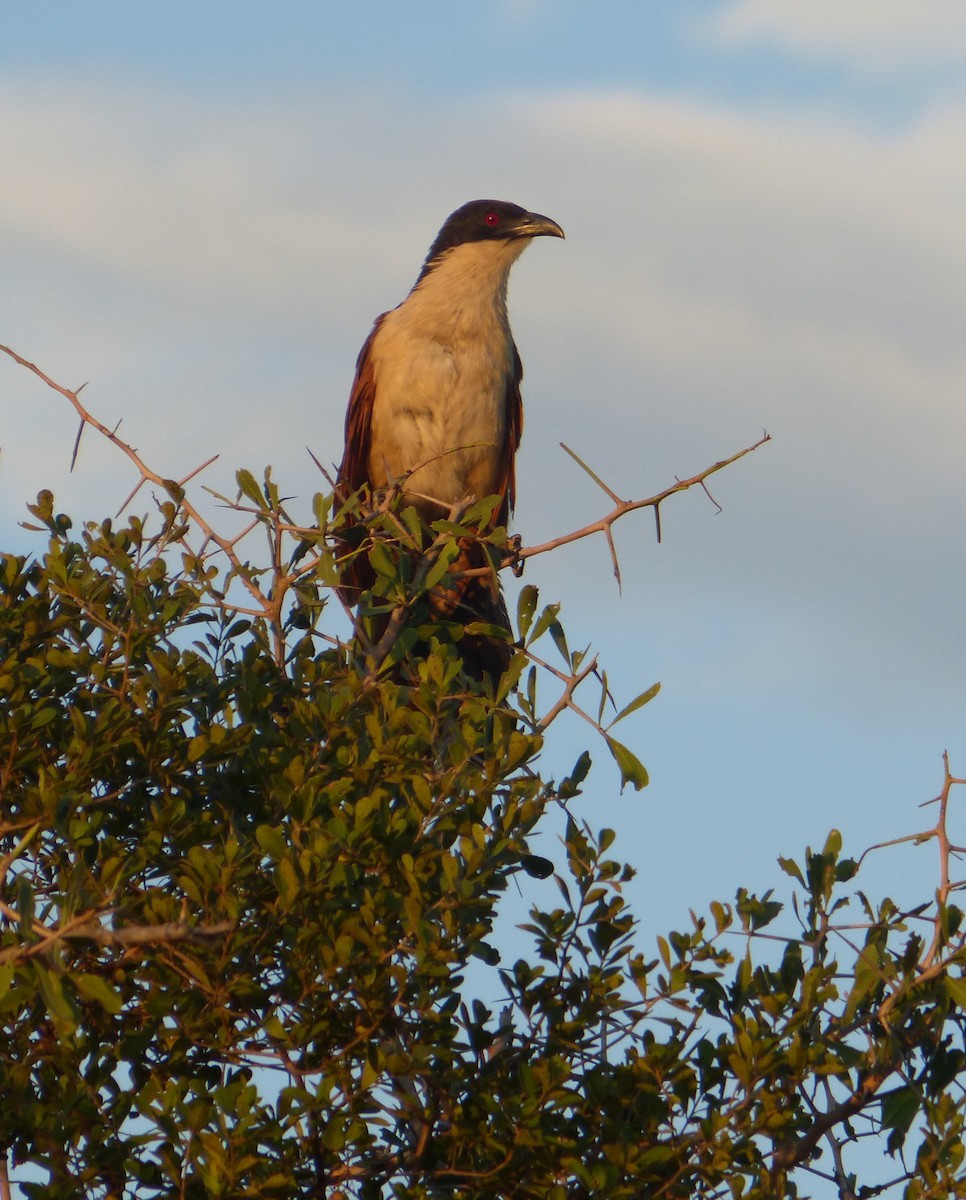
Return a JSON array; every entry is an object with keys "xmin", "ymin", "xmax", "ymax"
[{"xmin": 420, "ymin": 200, "xmax": 564, "ymax": 278}]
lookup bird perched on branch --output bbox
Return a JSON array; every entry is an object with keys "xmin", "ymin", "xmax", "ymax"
[{"xmin": 336, "ymin": 199, "xmax": 564, "ymax": 681}]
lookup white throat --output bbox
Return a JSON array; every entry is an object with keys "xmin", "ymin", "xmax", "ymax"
[{"xmin": 407, "ymin": 238, "xmax": 531, "ymax": 332}]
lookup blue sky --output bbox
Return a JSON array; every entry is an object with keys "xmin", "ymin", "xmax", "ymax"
[
  {"xmin": 2, "ymin": 0, "xmax": 953, "ymax": 116},
  {"xmin": 4, "ymin": 4, "xmax": 966, "ymax": 1189},
  {"xmin": 3, "ymin": 3, "xmax": 767, "ymax": 95}
]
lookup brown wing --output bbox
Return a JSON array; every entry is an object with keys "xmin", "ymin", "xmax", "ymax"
[
  {"xmin": 335, "ymin": 314, "xmax": 386, "ymax": 600},
  {"xmin": 336, "ymin": 313, "xmax": 386, "ymax": 499},
  {"xmin": 495, "ymin": 342, "xmax": 524, "ymax": 528}
]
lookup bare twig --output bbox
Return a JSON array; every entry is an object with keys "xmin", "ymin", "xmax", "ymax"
[
  {"xmin": 526, "ymin": 647, "xmax": 603, "ymax": 733},
  {"xmin": 515, "ymin": 433, "xmax": 771, "ymax": 567},
  {"xmin": 560, "ymin": 442, "xmax": 623, "ymax": 505},
  {"xmin": 0, "ymin": 906, "xmax": 234, "ymax": 965},
  {"xmin": 857, "ymin": 751, "xmax": 966, "ymax": 973},
  {"xmin": 772, "ymin": 1062, "xmax": 894, "ymax": 1174},
  {"xmin": 921, "ymin": 751, "xmax": 966, "ymax": 969},
  {"xmin": 0, "ymin": 343, "xmax": 269, "ymax": 614},
  {"xmin": 73, "ymin": 918, "xmax": 234, "ymax": 947}
]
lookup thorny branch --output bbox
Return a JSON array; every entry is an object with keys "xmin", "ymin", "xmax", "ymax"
[
  {"xmin": 770, "ymin": 754, "xmax": 966, "ymax": 1180},
  {"xmin": 0, "ymin": 895, "xmax": 233, "ymax": 965},
  {"xmin": 0, "ymin": 343, "xmax": 281, "ymax": 637},
  {"xmin": 531, "ymin": 649, "xmax": 601, "ymax": 732},
  {"xmin": 2, "ymin": 342, "xmax": 767, "ymax": 752},
  {"xmin": 517, "ymin": 434, "xmax": 772, "ymax": 586},
  {"xmin": 856, "ymin": 750, "xmax": 966, "ymax": 972}
]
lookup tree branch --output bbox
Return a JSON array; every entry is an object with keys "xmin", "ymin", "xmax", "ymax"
[
  {"xmin": 0, "ymin": 908, "xmax": 233, "ymax": 964},
  {"xmin": 0, "ymin": 342, "xmax": 270, "ymax": 614},
  {"xmin": 772, "ymin": 1063, "xmax": 894, "ymax": 1174},
  {"xmin": 514, "ymin": 433, "xmax": 771, "ymax": 565}
]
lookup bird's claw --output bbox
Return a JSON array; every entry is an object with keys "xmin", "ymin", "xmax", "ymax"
[{"xmin": 506, "ymin": 533, "xmax": 525, "ymax": 578}]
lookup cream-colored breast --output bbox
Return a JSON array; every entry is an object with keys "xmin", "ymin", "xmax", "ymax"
[{"xmin": 367, "ymin": 239, "xmax": 522, "ymax": 514}]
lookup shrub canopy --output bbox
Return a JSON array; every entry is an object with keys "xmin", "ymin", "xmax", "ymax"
[{"xmin": 1, "ymin": 480, "xmax": 965, "ymax": 1200}]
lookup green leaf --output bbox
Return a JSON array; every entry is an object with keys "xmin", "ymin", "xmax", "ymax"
[
  {"xmin": 188, "ymin": 732, "xmax": 209, "ymax": 762},
  {"xmin": 777, "ymin": 855, "xmax": 804, "ymax": 885},
  {"xmin": 255, "ymin": 825, "xmax": 287, "ymax": 862},
  {"xmin": 17, "ymin": 877, "xmax": 34, "ymax": 931},
  {"xmin": 29, "ymin": 707, "xmax": 58, "ymax": 729},
  {"xmin": 558, "ymin": 751, "xmax": 592, "ymax": 799},
  {"xmin": 611, "ymin": 681, "xmax": 661, "ymax": 726},
  {"xmin": 845, "ymin": 943, "xmax": 884, "ymax": 1022},
  {"xmin": 367, "ymin": 540, "xmax": 399, "ymax": 581},
  {"xmin": 604, "ymin": 734, "xmax": 649, "ymax": 791},
  {"xmin": 74, "ymin": 973, "xmax": 123, "ymax": 1015},
  {"xmin": 321, "ymin": 1121, "xmax": 346, "ymax": 1151},
  {"xmin": 548, "ymin": 620, "xmax": 570, "ymax": 665},
  {"xmin": 881, "ymin": 1086, "xmax": 918, "ymax": 1154},
  {"xmin": 943, "ymin": 973, "xmax": 966, "ymax": 1010},
  {"xmin": 34, "ymin": 964, "xmax": 77, "ymax": 1028},
  {"xmin": 275, "ymin": 859, "xmax": 299, "ymax": 909},
  {"xmin": 470, "ymin": 941, "xmax": 501, "ymax": 965},
  {"xmin": 528, "ymin": 602, "xmax": 561, "ymax": 645},
  {"xmin": 236, "ymin": 468, "xmax": 266, "ymax": 508},
  {"xmin": 422, "ymin": 541, "xmax": 461, "ymax": 591},
  {"xmin": 516, "ymin": 584, "xmax": 539, "ymax": 639},
  {"xmin": 639, "ymin": 1145, "xmax": 674, "ymax": 1167},
  {"xmin": 709, "ymin": 900, "xmax": 731, "ymax": 934}
]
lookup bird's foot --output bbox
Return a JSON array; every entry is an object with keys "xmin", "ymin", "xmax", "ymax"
[{"xmin": 505, "ymin": 534, "xmax": 525, "ymax": 578}]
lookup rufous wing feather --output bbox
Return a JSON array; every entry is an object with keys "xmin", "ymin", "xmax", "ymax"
[
  {"xmin": 335, "ymin": 316, "xmax": 386, "ymax": 600},
  {"xmin": 494, "ymin": 343, "xmax": 523, "ymax": 528}
]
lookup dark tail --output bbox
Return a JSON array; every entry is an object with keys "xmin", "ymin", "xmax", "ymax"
[{"xmin": 336, "ymin": 520, "xmax": 514, "ymax": 686}]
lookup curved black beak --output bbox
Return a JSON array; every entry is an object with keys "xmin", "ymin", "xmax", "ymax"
[{"xmin": 514, "ymin": 210, "xmax": 565, "ymax": 240}]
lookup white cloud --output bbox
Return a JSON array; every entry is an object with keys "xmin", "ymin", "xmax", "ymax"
[
  {"xmin": 708, "ymin": 0, "xmax": 966, "ymax": 71},
  {"xmin": 520, "ymin": 89, "xmax": 966, "ymax": 422},
  {"xmin": 0, "ymin": 81, "xmax": 408, "ymax": 320}
]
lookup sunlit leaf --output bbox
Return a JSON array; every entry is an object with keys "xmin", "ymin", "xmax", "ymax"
[
  {"xmin": 611, "ymin": 681, "xmax": 661, "ymax": 726},
  {"xmin": 604, "ymin": 733, "xmax": 649, "ymax": 791}
]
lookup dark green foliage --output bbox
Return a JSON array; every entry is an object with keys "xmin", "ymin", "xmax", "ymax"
[{"xmin": 2, "ymin": 491, "xmax": 966, "ymax": 1199}]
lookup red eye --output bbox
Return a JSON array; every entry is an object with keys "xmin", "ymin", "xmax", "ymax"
[{"xmin": 484, "ymin": 211, "xmax": 501, "ymax": 227}]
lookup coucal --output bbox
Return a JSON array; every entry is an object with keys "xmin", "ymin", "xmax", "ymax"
[{"xmin": 336, "ymin": 199, "xmax": 564, "ymax": 681}]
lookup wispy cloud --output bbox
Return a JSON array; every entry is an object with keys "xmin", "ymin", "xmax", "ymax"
[{"xmin": 709, "ymin": 0, "xmax": 966, "ymax": 71}]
